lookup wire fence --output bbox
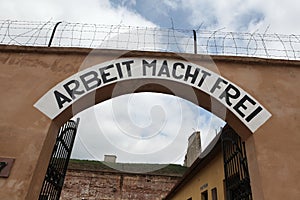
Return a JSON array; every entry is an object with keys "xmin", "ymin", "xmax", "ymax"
[{"xmin": 1, "ymin": 20, "xmax": 300, "ymax": 60}]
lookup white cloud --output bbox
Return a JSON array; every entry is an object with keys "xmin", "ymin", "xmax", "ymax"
[
  {"xmin": 161, "ymin": 0, "xmax": 300, "ymax": 34},
  {"xmin": 2, "ymin": 0, "xmax": 299, "ymax": 34},
  {"xmin": 71, "ymin": 92, "xmax": 225, "ymax": 164},
  {"xmin": 162, "ymin": 0, "xmax": 180, "ymax": 10},
  {"xmin": 248, "ymin": 0, "xmax": 300, "ymax": 34},
  {"xmin": 0, "ymin": 0, "xmax": 156, "ymax": 27}
]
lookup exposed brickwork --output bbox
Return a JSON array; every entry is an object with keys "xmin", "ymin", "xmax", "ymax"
[{"xmin": 60, "ymin": 161, "xmax": 185, "ymax": 200}]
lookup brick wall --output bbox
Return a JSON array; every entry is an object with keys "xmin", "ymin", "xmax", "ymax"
[{"xmin": 60, "ymin": 161, "xmax": 186, "ymax": 200}]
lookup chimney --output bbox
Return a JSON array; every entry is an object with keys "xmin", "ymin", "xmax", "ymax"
[{"xmin": 104, "ymin": 155, "xmax": 117, "ymax": 163}]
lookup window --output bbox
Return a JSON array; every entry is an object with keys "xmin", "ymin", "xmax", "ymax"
[
  {"xmin": 201, "ymin": 190, "xmax": 208, "ymax": 200},
  {"xmin": 212, "ymin": 187, "xmax": 218, "ymax": 200}
]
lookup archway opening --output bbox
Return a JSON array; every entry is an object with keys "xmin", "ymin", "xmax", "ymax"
[
  {"xmin": 39, "ymin": 89, "xmax": 255, "ymax": 200},
  {"xmin": 32, "ymin": 55, "xmax": 270, "ymax": 200},
  {"xmin": 70, "ymin": 92, "xmax": 225, "ymax": 165}
]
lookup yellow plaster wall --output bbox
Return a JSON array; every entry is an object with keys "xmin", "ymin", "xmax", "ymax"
[{"xmin": 171, "ymin": 152, "xmax": 225, "ymax": 200}]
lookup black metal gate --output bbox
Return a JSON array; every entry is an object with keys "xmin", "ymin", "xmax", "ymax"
[
  {"xmin": 39, "ymin": 118, "xmax": 80, "ymax": 200},
  {"xmin": 221, "ymin": 126, "xmax": 252, "ymax": 200}
]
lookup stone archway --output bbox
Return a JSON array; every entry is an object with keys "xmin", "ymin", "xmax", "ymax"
[
  {"xmin": 0, "ymin": 45, "xmax": 299, "ymax": 200},
  {"xmin": 32, "ymin": 53, "xmax": 271, "ymax": 200}
]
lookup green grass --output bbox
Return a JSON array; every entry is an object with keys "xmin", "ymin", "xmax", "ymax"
[{"xmin": 68, "ymin": 159, "xmax": 187, "ymax": 176}]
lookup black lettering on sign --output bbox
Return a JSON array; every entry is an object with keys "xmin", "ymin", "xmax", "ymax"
[
  {"xmin": 172, "ymin": 62, "xmax": 184, "ymax": 79},
  {"xmin": 80, "ymin": 71, "xmax": 101, "ymax": 91},
  {"xmin": 233, "ymin": 94, "xmax": 256, "ymax": 118},
  {"xmin": 99, "ymin": 65, "xmax": 118, "ymax": 84},
  {"xmin": 54, "ymin": 90, "xmax": 72, "ymax": 109},
  {"xmin": 198, "ymin": 70, "xmax": 211, "ymax": 87},
  {"xmin": 63, "ymin": 80, "xmax": 84, "ymax": 100},
  {"xmin": 143, "ymin": 60, "xmax": 156, "ymax": 76},
  {"xmin": 115, "ymin": 63, "xmax": 123, "ymax": 78},
  {"xmin": 184, "ymin": 65, "xmax": 200, "ymax": 84},
  {"xmin": 246, "ymin": 106, "xmax": 263, "ymax": 122},
  {"xmin": 210, "ymin": 77, "xmax": 228, "ymax": 94},
  {"xmin": 122, "ymin": 60, "xmax": 134, "ymax": 77},
  {"xmin": 157, "ymin": 60, "xmax": 170, "ymax": 77},
  {"xmin": 219, "ymin": 84, "xmax": 241, "ymax": 106}
]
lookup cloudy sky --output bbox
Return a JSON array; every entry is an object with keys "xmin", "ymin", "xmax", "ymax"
[
  {"xmin": 2, "ymin": 0, "xmax": 300, "ymax": 34},
  {"xmin": 1, "ymin": 0, "xmax": 299, "ymax": 165}
]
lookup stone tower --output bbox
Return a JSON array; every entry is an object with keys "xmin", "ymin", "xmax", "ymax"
[{"xmin": 184, "ymin": 131, "xmax": 201, "ymax": 167}]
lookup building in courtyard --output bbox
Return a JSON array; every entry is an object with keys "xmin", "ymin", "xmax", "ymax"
[
  {"xmin": 60, "ymin": 157, "xmax": 187, "ymax": 200},
  {"xmin": 165, "ymin": 124, "xmax": 252, "ymax": 200}
]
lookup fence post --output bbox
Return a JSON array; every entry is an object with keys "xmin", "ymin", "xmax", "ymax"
[
  {"xmin": 193, "ymin": 30, "xmax": 197, "ymax": 54},
  {"xmin": 48, "ymin": 22, "xmax": 62, "ymax": 47}
]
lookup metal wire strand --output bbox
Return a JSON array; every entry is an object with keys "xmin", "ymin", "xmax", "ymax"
[{"xmin": 0, "ymin": 20, "xmax": 299, "ymax": 60}]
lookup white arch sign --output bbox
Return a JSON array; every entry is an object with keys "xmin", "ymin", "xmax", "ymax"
[{"xmin": 34, "ymin": 58, "xmax": 271, "ymax": 133}]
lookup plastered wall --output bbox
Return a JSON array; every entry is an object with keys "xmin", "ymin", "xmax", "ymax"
[{"xmin": 0, "ymin": 45, "xmax": 299, "ymax": 199}]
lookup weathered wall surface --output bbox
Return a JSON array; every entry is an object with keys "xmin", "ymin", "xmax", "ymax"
[
  {"xmin": 0, "ymin": 46, "xmax": 85, "ymax": 200},
  {"xmin": 0, "ymin": 45, "xmax": 299, "ymax": 199},
  {"xmin": 213, "ymin": 58, "xmax": 300, "ymax": 199},
  {"xmin": 184, "ymin": 131, "xmax": 201, "ymax": 167},
  {"xmin": 60, "ymin": 165, "xmax": 183, "ymax": 200},
  {"xmin": 170, "ymin": 148, "xmax": 225, "ymax": 200}
]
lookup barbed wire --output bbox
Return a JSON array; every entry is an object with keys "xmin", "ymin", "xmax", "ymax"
[{"xmin": 0, "ymin": 20, "xmax": 300, "ymax": 60}]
